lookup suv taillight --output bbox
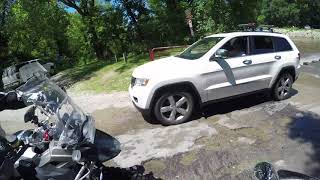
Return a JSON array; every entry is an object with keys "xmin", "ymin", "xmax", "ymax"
[{"xmin": 298, "ymin": 53, "xmax": 301, "ymax": 61}]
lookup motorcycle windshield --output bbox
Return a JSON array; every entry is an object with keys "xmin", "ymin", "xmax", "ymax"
[{"xmin": 17, "ymin": 76, "xmax": 95, "ymax": 147}]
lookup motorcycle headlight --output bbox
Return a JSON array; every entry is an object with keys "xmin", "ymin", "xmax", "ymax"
[
  {"xmin": 82, "ymin": 121, "xmax": 89, "ymax": 137},
  {"xmin": 81, "ymin": 116, "xmax": 95, "ymax": 144},
  {"xmin": 133, "ymin": 78, "xmax": 149, "ymax": 86}
]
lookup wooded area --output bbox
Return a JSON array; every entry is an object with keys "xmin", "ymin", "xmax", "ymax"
[{"xmin": 1, "ymin": 0, "xmax": 319, "ymax": 68}]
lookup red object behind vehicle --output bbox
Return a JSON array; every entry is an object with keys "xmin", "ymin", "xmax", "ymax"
[
  {"xmin": 149, "ymin": 49, "xmax": 155, "ymax": 61},
  {"xmin": 149, "ymin": 45, "xmax": 188, "ymax": 61}
]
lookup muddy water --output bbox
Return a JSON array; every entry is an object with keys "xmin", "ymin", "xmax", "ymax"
[
  {"xmin": 292, "ymin": 38, "xmax": 320, "ymax": 60},
  {"xmin": 293, "ymin": 39, "xmax": 320, "ymax": 54}
]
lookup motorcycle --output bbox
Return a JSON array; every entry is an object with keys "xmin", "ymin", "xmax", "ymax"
[
  {"xmin": 1, "ymin": 75, "xmax": 157, "ymax": 180},
  {"xmin": 254, "ymin": 162, "xmax": 320, "ymax": 180}
]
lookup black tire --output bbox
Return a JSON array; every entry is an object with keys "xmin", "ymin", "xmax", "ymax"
[
  {"xmin": 154, "ymin": 91, "xmax": 194, "ymax": 125},
  {"xmin": 272, "ymin": 73, "xmax": 293, "ymax": 101}
]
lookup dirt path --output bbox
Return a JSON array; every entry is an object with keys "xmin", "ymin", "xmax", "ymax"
[
  {"xmin": 1, "ymin": 64, "xmax": 320, "ymax": 179},
  {"xmin": 69, "ymin": 91, "xmax": 132, "ymax": 113},
  {"xmin": 91, "ymin": 71, "xmax": 320, "ymax": 179}
]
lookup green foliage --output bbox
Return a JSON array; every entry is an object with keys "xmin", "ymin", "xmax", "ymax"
[
  {"xmin": 147, "ymin": 0, "xmax": 190, "ymax": 45},
  {"xmin": 1, "ymin": 0, "xmax": 17, "ymax": 65},
  {"xmin": 191, "ymin": 0, "xmax": 258, "ymax": 37},
  {"xmin": 296, "ymin": 0, "xmax": 320, "ymax": 27},
  {"xmin": 69, "ymin": 48, "xmax": 182, "ymax": 93},
  {"xmin": 192, "ymin": 0, "xmax": 232, "ymax": 36},
  {"xmin": 66, "ymin": 14, "xmax": 94, "ymax": 64},
  {"xmin": 5, "ymin": 0, "xmax": 69, "ymax": 63},
  {"xmin": 258, "ymin": 0, "xmax": 320, "ymax": 27},
  {"xmin": 258, "ymin": 0, "xmax": 300, "ymax": 27},
  {"xmin": 69, "ymin": 54, "xmax": 149, "ymax": 93},
  {"xmin": 2, "ymin": 0, "xmax": 320, "ymax": 71}
]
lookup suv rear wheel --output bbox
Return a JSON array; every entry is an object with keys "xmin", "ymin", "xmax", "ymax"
[
  {"xmin": 154, "ymin": 91, "xmax": 194, "ymax": 125},
  {"xmin": 272, "ymin": 73, "xmax": 293, "ymax": 101}
]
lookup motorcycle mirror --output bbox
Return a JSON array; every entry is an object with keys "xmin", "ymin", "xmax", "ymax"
[
  {"xmin": 278, "ymin": 170, "xmax": 320, "ymax": 180},
  {"xmin": 254, "ymin": 162, "xmax": 279, "ymax": 180},
  {"xmin": 60, "ymin": 85, "xmax": 67, "ymax": 93},
  {"xmin": 24, "ymin": 106, "xmax": 37, "ymax": 123}
]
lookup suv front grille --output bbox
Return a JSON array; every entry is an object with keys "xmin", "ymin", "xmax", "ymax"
[{"xmin": 131, "ymin": 77, "xmax": 136, "ymax": 87}]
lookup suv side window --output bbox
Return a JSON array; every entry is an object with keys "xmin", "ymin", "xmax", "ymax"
[
  {"xmin": 219, "ymin": 36, "xmax": 248, "ymax": 58},
  {"xmin": 274, "ymin": 37, "xmax": 293, "ymax": 52},
  {"xmin": 251, "ymin": 36, "xmax": 274, "ymax": 55}
]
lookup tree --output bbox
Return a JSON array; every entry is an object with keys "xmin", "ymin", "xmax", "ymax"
[
  {"xmin": 296, "ymin": 0, "xmax": 320, "ymax": 27},
  {"xmin": 3, "ymin": 0, "xmax": 320, "ymax": 69},
  {"xmin": 257, "ymin": 0, "xmax": 300, "ymax": 27},
  {"xmin": 148, "ymin": 0, "xmax": 190, "ymax": 44},
  {"xmin": 59, "ymin": 0, "xmax": 106, "ymax": 59},
  {"xmin": 118, "ymin": 0, "xmax": 149, "ymax": 48},
  {"xmin": 191, "ymin": 0, "xmax": 233, "ymax": 36},
  {"xmin": 228, "ymin": 0, "xmax": 258, "ymax": 25},
  {"xmin": 5, "ymin": 0, "xmax": 69, "ymax": 62},
  {"xmin": 100, "ymin": 5, "xmax": 128, "ymax": 59},
  {"xmin": 66, "ymin": 13, "xmax": 94, "ymax": 64},
  {"xmin": 0, "ymin": 0, "xmax": 16, "ymax": 64}
]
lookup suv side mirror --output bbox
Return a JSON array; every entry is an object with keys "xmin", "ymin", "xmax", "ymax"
[{"xmin": 210, "ymin": 49, "xmax": 228, "ymax": 61}]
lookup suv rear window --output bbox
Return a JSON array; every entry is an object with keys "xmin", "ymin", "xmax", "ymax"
[
  {"xmin": 252, "ymin": 36, "xmax": 274, "ymax": 55},
  {"xmin": 274, "ymin": 37, "xmax": 293, "ymax": 52}
]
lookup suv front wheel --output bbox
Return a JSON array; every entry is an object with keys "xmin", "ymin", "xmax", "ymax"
[
  {"xmin": 272, "ymin": 73, "xmax": 293, "ymax": 101},
  {"xmin": 154, "ymin": 91, "xmax": 194, "ymax": 125}
]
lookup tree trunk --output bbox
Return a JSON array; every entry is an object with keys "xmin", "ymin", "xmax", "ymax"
[
  {"xmin": 123, "ymin": 52, "xmax": 127, "ymax": 63},
  {"xmin": 60, "ymin": 0, "xmax": 105, "ymax": 60},
  {"xmin": 122, "ymin": 0, "xmax": 145, "ymax": 42},
  {"xmin": 87, "ymin": 17, "xmax": 104, "ymax": 60}
]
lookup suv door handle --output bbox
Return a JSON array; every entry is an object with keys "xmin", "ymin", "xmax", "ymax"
[
  {"xmin": 243, "ymin": 60, "xmax": 252, "ymax": 65},
  {"xmin": 275, "ymin": 55, "xmax": 281, "ymax": 60}
]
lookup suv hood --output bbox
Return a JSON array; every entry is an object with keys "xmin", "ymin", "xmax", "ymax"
[{"xmin": 132, "ymin": 56, "xmax": 199, "ymax": 79}]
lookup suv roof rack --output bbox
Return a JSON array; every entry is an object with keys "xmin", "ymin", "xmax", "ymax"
[
  {"xmin": 257, "ymin": 24, "xmax": 275, "ymax": 32},
  {"xmin": 238, "ymin": 23, "xmax": 257, "ymax": 31},
  {"xmin": 238, "ymin": 23, "xmax": 275, "ymax": 33}
]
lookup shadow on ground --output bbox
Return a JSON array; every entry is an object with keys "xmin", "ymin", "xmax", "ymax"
[
  {"xmin": 51, "ymin": 61, "xmax": 108, "ymax": 88},
  {"xmin": 142, "ymin": 89, "xmax": 299, "ymax": 126},
  {"xmin": 103, "ymin": 165, "xmax": 161, "ymax": 180},
  {"xmin": 114, "ymin": 54, "xmax": 148, "ymax": 73},
  {"xmin": 288, "ymin": 111, "xmax": 320, "ymax": 177},
  {"xmin": 200, "ymin": 92, "xmax": 271, "ymax": 119},
  {"xmin": 198, "ymin": 89, "xmax": 298, "ymax": 120}
]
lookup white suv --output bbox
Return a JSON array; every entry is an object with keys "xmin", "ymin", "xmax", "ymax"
[{"xmin": 129, "ymin": 31, "xmax": 301, "ymax": 125}]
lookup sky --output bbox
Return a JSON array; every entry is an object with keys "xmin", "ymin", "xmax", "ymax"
[
  {"xmin": 64, "ymin": 0, "xmax": 110, "ymax": 13},
  {"xmin": 66, "ymin": 7, "xmax": 76, "ymax": 13}
]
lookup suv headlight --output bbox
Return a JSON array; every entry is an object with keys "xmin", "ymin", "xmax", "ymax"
[{"xmin": 132, "ymin": 77, "xmax": 149, "ymax": 87}]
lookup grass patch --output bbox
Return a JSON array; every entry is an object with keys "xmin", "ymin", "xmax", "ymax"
[
  {"xmin": 60, "ymin": 47, "xmax": 185, "ymax": 93},
  {"xmin": 68, "ymin": 54, "xmax": 148, "ymax": 93}
]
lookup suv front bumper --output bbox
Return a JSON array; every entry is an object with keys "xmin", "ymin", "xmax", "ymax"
[
  {"xmin": 295, "ymin": 64, "xmax": 301, "ymax": 81},
  {"xmin": 129, "ymin": 85, "xmax": 152, "ymax": 110}
]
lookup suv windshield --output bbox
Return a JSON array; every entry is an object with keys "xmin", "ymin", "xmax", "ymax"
[{"xmin": 176, "ymin": 37, "xmax": 224, "ymax": 60}]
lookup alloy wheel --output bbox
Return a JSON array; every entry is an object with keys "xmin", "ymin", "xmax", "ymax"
[
  {"xmin": 277, "ymin": 75, "xmax": 292, "ymax": 99},
  {"xmin": 159, "ymin": 94, "xmax": 190, "ymax": 122}
]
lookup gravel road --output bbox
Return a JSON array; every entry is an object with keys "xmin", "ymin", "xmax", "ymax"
[{"xmin": 1, "ymin": 62, "xmax": 320, "ymax": 179}]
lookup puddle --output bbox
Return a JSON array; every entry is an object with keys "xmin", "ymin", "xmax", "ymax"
[{"xmin": 289, "ymin": 112, "xmax": 320, "ymax": 142}]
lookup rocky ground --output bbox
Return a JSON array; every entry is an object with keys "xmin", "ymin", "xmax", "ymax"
[{"xmin": 1, "ymin": 63, "xmax": 320, "ymax": 179}]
